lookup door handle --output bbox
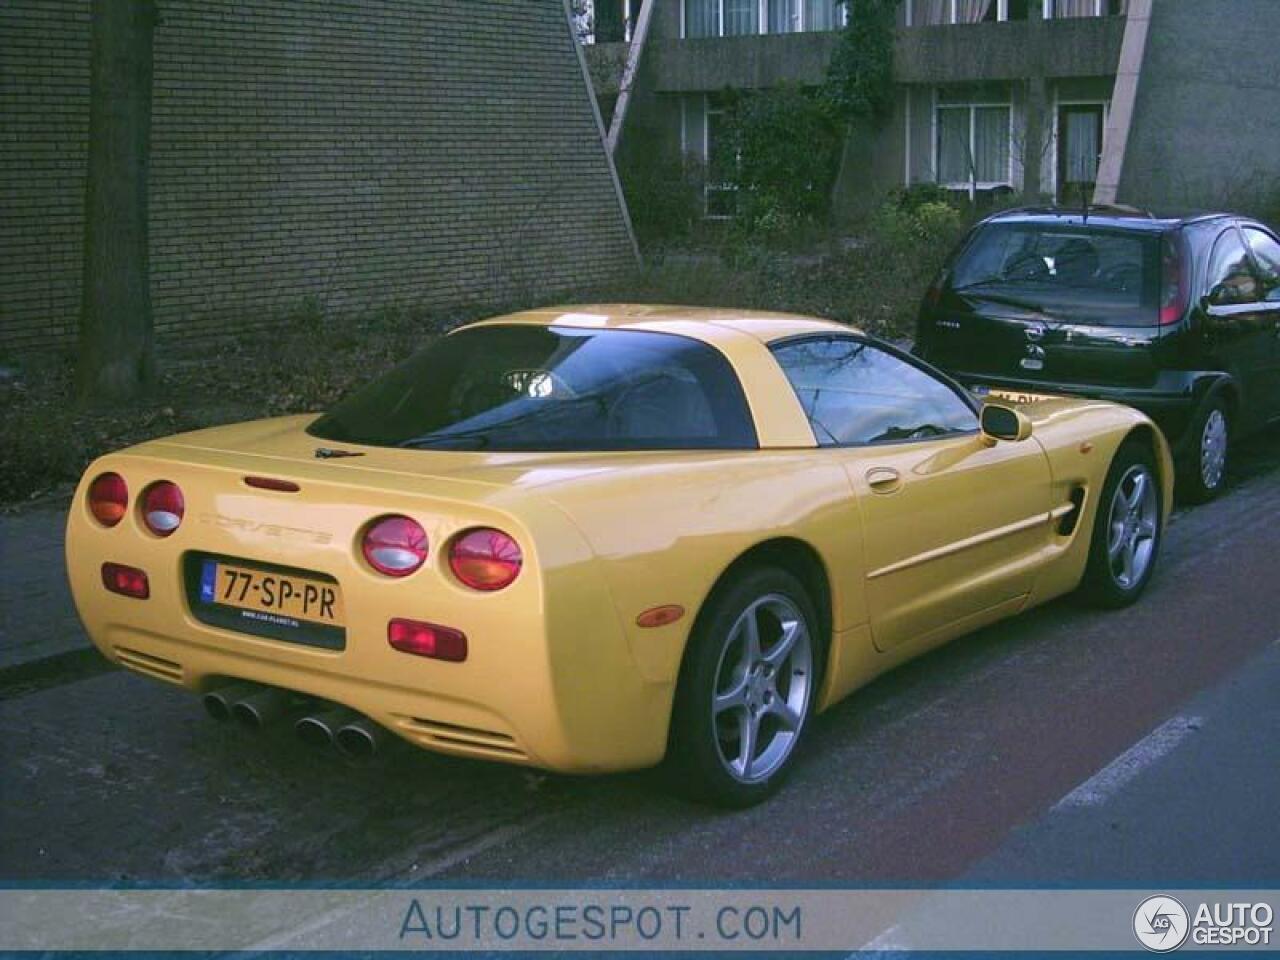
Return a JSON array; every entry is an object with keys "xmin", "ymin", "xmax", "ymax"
[{"xmin": 865, "ymin": 467, "xmax": 902, "ymax": 494}]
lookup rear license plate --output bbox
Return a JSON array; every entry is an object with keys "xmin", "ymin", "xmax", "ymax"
[
  {"xmin": 978, "ymin": 386, "xmax": 1058, "ymax": 405},
  {"xmin": 199, "ymin": 560, "xmax": 345, "ymax": 628}
]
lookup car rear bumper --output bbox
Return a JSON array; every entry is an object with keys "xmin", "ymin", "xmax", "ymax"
[{"xmin": 65, "ymin": 455, "xmax": 675, "ymax": 775}]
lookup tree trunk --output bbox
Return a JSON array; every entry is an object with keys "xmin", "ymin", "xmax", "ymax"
[{"xmin": 76, "ymin": 0, "xmax": 158, "ymax": 403}]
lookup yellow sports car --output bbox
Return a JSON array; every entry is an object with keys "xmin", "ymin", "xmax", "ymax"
[{"xmin": 66, "ymin": 305, "xmax": 1173, "ymax": 806}]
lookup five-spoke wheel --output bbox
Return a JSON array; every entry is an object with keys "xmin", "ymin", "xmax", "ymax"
[
  {"xmin": 1081, "ymin": 439, "xmax": 1163, "ymax": 608},
  {"xmin": 711, "ymin": 594, "xmax": 813, "ymax": 784},
  {"xmin": 668, "ymin": 566, "xmax": 822, "ymax": 806}
]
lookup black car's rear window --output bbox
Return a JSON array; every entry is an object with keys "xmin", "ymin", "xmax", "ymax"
[
  {"xmin": 950, "ymin": 222, "xmax": 1162, "ymax": 326},
  {"xmin": 308, "ymin": 325, "xmax": 758, "ymax": 451}
]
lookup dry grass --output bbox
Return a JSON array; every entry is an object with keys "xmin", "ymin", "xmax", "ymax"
[{"xmin": 2, "ymin": 213, "xmax": 957, "ymax": 507}]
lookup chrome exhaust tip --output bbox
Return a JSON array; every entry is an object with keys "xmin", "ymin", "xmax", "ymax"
[
  {"xmin": 335, "ymin": 718, "xmax": 385, "ymax": 761},
  {"xmin": 231, "ymin": 686, "xmax": 291, "ymax": 731},
  {"xmin": 294, "ymin": 707, "xmax": 356, "ymax": 748},
  {"xmin": 201, "ymin": 682, "xmax": 259, "ymax": 723}
]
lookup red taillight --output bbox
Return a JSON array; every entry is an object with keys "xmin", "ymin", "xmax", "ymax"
[
  {"xmin": 141, "ymin": 481, "xmax": 184, "ymax": 537},
  {"xmin": 88, "ymin": 472, "xmax": 128, "ymax": 527},
  {"xmin": 361, "ymin": 515, "xmax": 428, "ymax": 577},
  {"xmin": 924, "ymin": 274, "xmax": 945, "ymax": 309},
  {"xmin": 1160, "ymin": 233, "xmax": 1189, "ymax": 326},
  {"xmin": 388, "ymin": 618, "xmax": 467, "ymax": 662},
  {"xmin": 449, "ymin": 528, "xmax": 522, "ymax": 591},
  {"xmin": 102, "ymin": 562, "xmax": 149, "ymax": 599}
]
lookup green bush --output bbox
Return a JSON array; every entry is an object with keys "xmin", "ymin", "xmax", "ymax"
[
  {"xmin": 714, "ymin": 85, "xmax": 842, "ymax": 242},
  {"xmin": 616, "ymin": 140, "xmax": 704, "ymax": 249},
  {"xmin": 823, "ymin": 0, "xmax": 899, "ymax": 125}
]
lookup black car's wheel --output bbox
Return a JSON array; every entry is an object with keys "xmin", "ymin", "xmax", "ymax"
[
  {"xmin": 1079, "ymin": 440, "xmax": 1162, "ymax": 608},
  {"xmin": 667, "ymin": 566, "xmax": 822, "ymax": 808},
  {"xmin": 1181, "ymin": 396, "xmax": 1231, "ymax": 503}
]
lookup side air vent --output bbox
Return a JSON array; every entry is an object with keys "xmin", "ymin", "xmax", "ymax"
[{"xmin": 1057, "ymin": 486, "xmax": 1088, "ymax": 536}]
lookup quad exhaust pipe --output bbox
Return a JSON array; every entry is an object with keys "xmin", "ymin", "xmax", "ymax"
[
  {"xmin": 294, "ymin": 706, "xmax": 359, "ymax": 749},
  {"xmin": 295, "ymin": 708, "xmax": 386, "ymax": 760},
  {"xmin": 205, "ymin": 683, "xmax": 386, "ymax": 758},
  {"xmin": 231, "ymin": 687, "xmax": 291, "ymax": 730},
  {"xmin": 202, "ymin": 682, "xmax": 292, "ymax": 730},
  {"xmin": 202, "ymin": 682, "xmax": 261, "ymax": 723},
  {"xmin": 333, "ymin": 717, "xmax": 385, "ymax": 761}
]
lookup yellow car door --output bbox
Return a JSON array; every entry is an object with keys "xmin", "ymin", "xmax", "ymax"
[
  {"xmin": 770, "ymin": 335, "xmax": 1054, "ymax": 654},
  {"xmin": 841, "ymin": 432, "xmax": 1051, "ymax": 652}
]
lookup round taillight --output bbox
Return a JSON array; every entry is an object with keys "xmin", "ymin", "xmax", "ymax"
[
  {"xmin": 362, "ymin": 515, "xmax": 428, "ymax": 577},
  {"xmin": 141, "ymin": 481, "xmax": 185, "ymax": 537},
  {"xmin": 449, "ymin": 528, "xmax": 522, "ymax": 591},
  {"xmin": 88, "ymin": 472, "xmax": 128, "ymax": 527}
]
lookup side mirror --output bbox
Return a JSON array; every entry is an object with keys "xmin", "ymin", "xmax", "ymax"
[{"xmin": 980, "ymin": 403, "xmax": 1034, "ymax": 444}]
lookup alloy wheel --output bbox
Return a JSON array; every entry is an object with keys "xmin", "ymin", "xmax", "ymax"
[
  {"xmin": 1106, "ymin": 464, "xmax": 1159, "ymax": 590},
  {"xmin": 710, "ymin": 594, "xmax": 813, "ymax": 784}
]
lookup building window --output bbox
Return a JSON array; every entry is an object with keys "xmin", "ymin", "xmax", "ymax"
[
  {"xmin": 1044, "ymin": 0, "xmax": 1127, "ymax": 17},
  {"xmin": 767, "ymin": 0, "xmax": 801, "ymax": 32},
  {"xmin": 682, "ymin": 0, "xmax": 846, "ymax": 37},
  {"xmin": 935, "ymin": 100, "xmax": 1012, "ymax": 195},
  {"xmin": 685, "ymin": 0, "xmax": 719, "ymax": 37},
  {"xmin": 907, "ymin": 0, "xmax": 1027, "ymax": 24},
  {"xmin": 724, "ymin": 0, "xmax": 759, "ymax": 34},
  {"xmin": 803, "ymin": 0, "xmax": 843, "ymax": 30}
]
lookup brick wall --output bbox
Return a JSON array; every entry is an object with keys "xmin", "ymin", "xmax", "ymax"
[{"xmin": 0, "ymin": 0, "xmax": 637, "ymax": 354}]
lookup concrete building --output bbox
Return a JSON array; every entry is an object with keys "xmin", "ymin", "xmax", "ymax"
[
  {"xmin": 587, "ymin": 0, "xmax": 1280, "ymax": 221},
  {"xmin": 0, "ymin": 1, "xmax": 637, "ymax": 354}
]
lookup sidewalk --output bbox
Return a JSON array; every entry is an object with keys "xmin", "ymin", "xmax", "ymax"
[{"xmin": 0, "ymin": 504, "xmax": 88, "ymax": 669}]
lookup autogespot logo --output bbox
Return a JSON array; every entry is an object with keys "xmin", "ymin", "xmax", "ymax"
[{"xmin": 1134, "ymin": 895, "xmax": 1190, "ymax": 952}]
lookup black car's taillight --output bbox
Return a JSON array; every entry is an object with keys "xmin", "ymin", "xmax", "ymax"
[{"xmin": 1160, "ymin": 232, "xmax": 1190, "ymax": 326}]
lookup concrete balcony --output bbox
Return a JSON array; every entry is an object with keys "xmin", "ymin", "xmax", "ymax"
[
  {"xmin": 895, "ymin": 15, "xmax": 1126, "ymax": 83},
  {"xmin": 640, "ymin": 15, "xmax": 1124, "ymax": 94},
  {"xmin": 649, "ymin": 32, "xmax": 841, "ymax": 93}
]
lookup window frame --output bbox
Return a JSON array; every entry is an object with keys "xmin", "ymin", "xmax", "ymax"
[
  {"xmin": 1043, "ymin": 0, "xmax": 1117, "ymax": 18},
  {"xmin": 768, "ymin": 332, "xmax": 982, "ymax": 449},
  {"xmin": 1205, "ymin": 223, "xmax": 1263, "ymax": 309},
  {"xmin": 1242, "ymin": 223, "xmax": 1280, "ymax": 291},
  {"xmin": 906, "ymin": 0, "xmax": 1013, "ymax": 26},
  {"xmin": 681, "ymin": 0, "xmax": 848, "ymax": 38},
  {"xmin": 931, "ymin": 95, "xmax": 1015, "ymax": 197}
]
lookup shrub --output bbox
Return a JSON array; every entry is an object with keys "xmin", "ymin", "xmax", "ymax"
[
  {"xmin": 616, "ymin": 139, "xmax": 704, "ymax": 249},
  {"xmin": 713, "ymin": 85, "xmax": 842, "ymax": 241},
  {"xmin": 823, "ymin": 0, "xmax": 899, "ymax": 126}
]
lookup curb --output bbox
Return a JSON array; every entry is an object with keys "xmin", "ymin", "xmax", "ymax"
[{"xmin": 0, "ymin": 646, "xmax": 115, "ymax": 701}]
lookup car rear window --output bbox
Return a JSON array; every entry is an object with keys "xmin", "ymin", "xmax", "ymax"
[
  {"xmin": 308, "ymin": 325, "xmax": 758, "ymax": 451},
  {"xmin": 949, "ymin": 222, "xmax": 1162, "ymax": 326}
]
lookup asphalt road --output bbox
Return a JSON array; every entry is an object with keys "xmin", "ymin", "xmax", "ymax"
[{"xmin": 1, "ymin": 428, "xmax": 1278, "ymax": 892}]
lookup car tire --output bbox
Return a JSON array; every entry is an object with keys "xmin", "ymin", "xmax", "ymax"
[
  {"xmin": 1181, "ymin": 396, "xmax": 1231, "ymax": 503},
  {"xmin": 1079, "ymin": 439, "xmax": 1163, "ymax": 609},
  {"xmin": 666, "ymin": 566, "xmax": 823, "ymax": 808}
]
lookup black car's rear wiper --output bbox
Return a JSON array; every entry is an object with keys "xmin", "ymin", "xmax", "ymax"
[
  {"xmin": 952, "ymin": 275, "xmax": 1007, "ymax": 292},
  {"xmin": 952, "ymin": 282, "xmax": 1045, "ymax": 314}
]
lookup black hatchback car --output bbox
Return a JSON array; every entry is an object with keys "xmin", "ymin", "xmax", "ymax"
[{"xmin": 915, "ymin": 207, "xmax": 1280, "ymax": 501}]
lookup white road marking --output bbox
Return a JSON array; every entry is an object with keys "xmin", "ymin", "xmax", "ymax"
[
  {"xmin": 858, "ymin": 921, "xmax": 907, "ymax": 953},
  {"xmin": 1052, "ymin": 714, "xmax": 1203, "ymax": 810}
]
